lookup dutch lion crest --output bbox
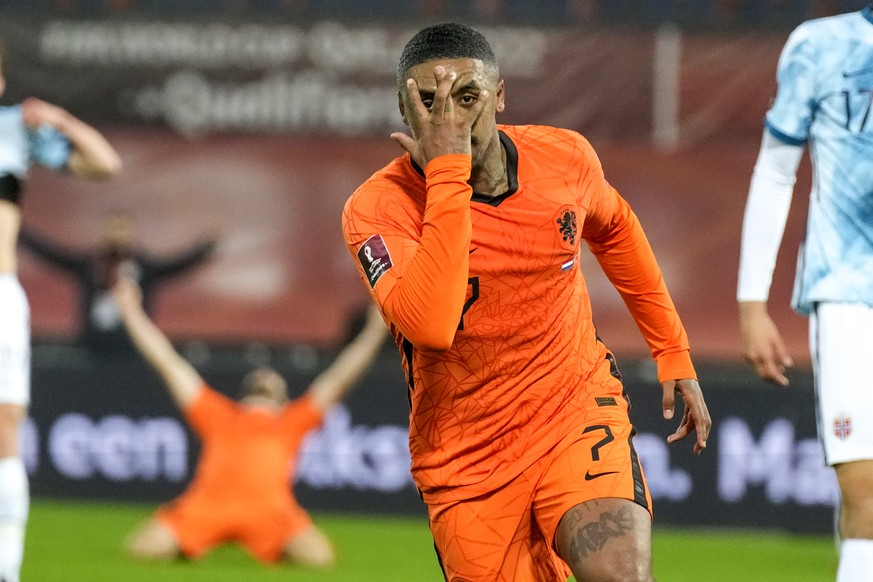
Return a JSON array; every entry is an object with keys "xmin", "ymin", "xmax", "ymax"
[{"xmin": 556, "ymin": 209, "xmax": 577, "ymax": 245}]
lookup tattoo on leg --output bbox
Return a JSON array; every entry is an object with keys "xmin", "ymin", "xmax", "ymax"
[{"xmin": 566, "ymin": 505, "xmax": 635, "ymax": 561}]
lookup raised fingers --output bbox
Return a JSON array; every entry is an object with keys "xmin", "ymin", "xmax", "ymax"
[
  {"xmin": 664, "ymin": 379, "xmax": 711, "ymax": 455},
  {"xmin": 429, "ymin": 66, "xmax": 456, "ymax": 122},
  {"xmin": 396, "ymin": 64, "xmax": 491, "ymax": 164},
  {"xmin": 402, "ymin": 66, "xmax": 457, "ymax": 123}
]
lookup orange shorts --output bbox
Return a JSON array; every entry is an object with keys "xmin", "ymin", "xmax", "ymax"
[
  {"xmin": 157, "ymin": 497, "xmax": 314, "ymax": 563},
  {"xmin": 427, "ymin": 357, "xmax": 652, "ymax": 582}
]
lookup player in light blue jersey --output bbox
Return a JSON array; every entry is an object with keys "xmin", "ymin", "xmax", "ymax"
[
  {"xmin": 0, "ymin": 42, "xmax": 121, "ymax": 582},
  {"xmin": 738, "ymin": 5, "xmax": 873, "ymax": 581}
]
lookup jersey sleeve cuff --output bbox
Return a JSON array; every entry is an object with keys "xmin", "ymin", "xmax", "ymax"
[
  {"xmin": 424, "ymin": 154, "xmax": 472, "ymax": 182},
  {"xmin": 656, "ymin": 350, "xmax": 697, "ymax": 383},
  {"xmin": 764, "ymin": 119, "xmax": 806, "ymax": 147},
  {"xmin": 423, "ymin": 155, "xmax": 474, "ymax": 213}
]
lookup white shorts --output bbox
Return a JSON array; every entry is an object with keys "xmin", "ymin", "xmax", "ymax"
[
  {"xmin": 810, "ymin": 302, "xmax": 873, "ymax": 466},
  {"xmin": 0, "ymin": 274, "xmax": 30, "ymax": 407}
]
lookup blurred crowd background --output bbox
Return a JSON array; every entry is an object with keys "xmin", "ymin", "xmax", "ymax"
[
  {"xmin": 1, "ymin": 0, "xmax": 867, "ymax": 27},
  {"xmin": 5, "ymin": 0, "xmax": 858, "ymax": 358},
  {"xmin": 0, "ymin": 0, "xmax": 857, "ymax": 531}
]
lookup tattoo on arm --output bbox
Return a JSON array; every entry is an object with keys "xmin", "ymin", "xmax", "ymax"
[{"xmin": 565, "ymin": 505, "xmax": 636, "ymax": 561}]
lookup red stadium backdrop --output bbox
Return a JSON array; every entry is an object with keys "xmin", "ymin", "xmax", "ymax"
[
  {"xmin": 19, "ymin": 131, "xmax": 812, "ymax": 361},
  {"xmin": 1, "ymin": 10, "xmax": 835, "ymax": 532},
  {"xmin": 1, "ymin": 14, "xmax": 811, "ymax": 363}
]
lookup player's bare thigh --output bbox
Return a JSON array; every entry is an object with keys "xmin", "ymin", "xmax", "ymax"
[
  {"xmin": 555, "ymin": 497, "xmax": 653, "ymax": 582},
  {"xmin": 0, "ymin": 404, "xmax": 25, "ymax": 457},
  {"xmin": 283, "ymin": 525, "xmax": 335, "ymax": 567},
  {"xmin": 124, "ymin": 518, "xmax": 181, "ymax": 561}
]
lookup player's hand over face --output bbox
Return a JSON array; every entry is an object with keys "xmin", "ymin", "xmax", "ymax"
[
  {"xmin": 739, "ymin": 301, "xmax": 793, "ymax": 386},
  {"xmin": 662, "ymin": 378, "xmax": 711, "ymax": 455},
  {"xmin": 392, "ymin": 66, "xmax": 489, "ymax": 168}
]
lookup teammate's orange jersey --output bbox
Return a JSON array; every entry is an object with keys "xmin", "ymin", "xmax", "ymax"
[
  {"xmin": 170, "ymin": 386, "xmax": 322, "ymax": 513},
  {"xmin": 342, "ymin": 125, "xmax": 695, "ymax": 502}
]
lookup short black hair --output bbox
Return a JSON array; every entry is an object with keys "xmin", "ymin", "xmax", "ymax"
[{"xmin": 397, "ymin": 23, "xmax": 498, "ymax": 85}]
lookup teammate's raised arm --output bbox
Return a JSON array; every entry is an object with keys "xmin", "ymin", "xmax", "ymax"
[
  {"xmin": 112, "ymin": 276, "xmax": 203, "ymax": 408},
  {"xmin": 307, "ymin": 305, "xmax": 389, "ymax": 413}
]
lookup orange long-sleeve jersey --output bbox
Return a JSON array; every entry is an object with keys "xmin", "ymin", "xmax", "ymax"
[{"xmin": 342, "ymin": 125, "xmax": 695, "ymax": 502}]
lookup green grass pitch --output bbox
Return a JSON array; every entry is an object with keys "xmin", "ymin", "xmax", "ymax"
[{"xmin": 24, "ymin": 499, "xmax": 837, "ymax": 581}]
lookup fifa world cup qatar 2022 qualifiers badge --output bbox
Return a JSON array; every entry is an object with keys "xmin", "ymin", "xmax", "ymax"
[{"xmin": 358, "ymin": 234, "xmax": 393, "ymax": 289}]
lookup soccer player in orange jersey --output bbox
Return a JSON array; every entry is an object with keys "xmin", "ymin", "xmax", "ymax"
[
  {"xmin": 112, "ymin": 277, "xmax": 388, "ymax": 566},
  {"xmin": 342, "ymin": 23, "xmax": 711, "ymax": 581}
]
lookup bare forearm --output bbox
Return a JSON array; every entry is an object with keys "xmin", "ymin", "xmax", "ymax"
[
  {"xmin": 739, "ymin": 300, "xmax": 769, "ymax": 319},
  {"xmin": 24, "ymin": 98, "xmax": 122, "ymax": 179},
  {"xmin": 62, "ymin": 116, "xmax": 122, "ymax": 179},
  {"xmin": 120, "ymin": 306, "xmax": 201, "ymax": 407},
  {"xmin": 308, "ymin": 311, "xmax": 388, "ymax": 411}
]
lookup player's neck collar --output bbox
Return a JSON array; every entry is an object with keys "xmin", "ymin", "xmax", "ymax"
[
  {"xmin": 469, "ymin": 130, "xmax": 519, "ymax": 207},
  {"xmin": 408, "ymin": 130, "xmax": 520, "ymax": 207},
  {"xmin": 864, "ymin": 4, "xmax": 873, "ymax": 25}
]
